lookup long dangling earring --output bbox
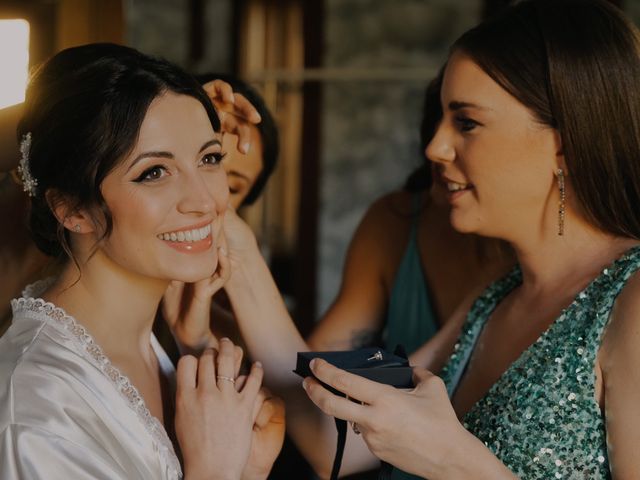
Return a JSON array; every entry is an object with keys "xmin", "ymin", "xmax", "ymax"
[{"xmin": 557, "ymin": 168, "xmax": 565, "ymax": 236}]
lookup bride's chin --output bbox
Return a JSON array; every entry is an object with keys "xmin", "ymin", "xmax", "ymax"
[{"xmin": 166, "ymin": 263, "xmax": 219, "ymax": 284}]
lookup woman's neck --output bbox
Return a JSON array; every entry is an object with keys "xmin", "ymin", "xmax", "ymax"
[
  {"xmin": 43, "ymin": 249, "xmax": 168, "ymax": 362},
  {"xmin": 511, "ymin": 215, "xmax": 639, "ymax": 298}
]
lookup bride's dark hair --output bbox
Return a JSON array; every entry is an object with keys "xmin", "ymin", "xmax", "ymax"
[{"xmin": 17, "ymin": 43, "xmax": 220, "ymax": 258}]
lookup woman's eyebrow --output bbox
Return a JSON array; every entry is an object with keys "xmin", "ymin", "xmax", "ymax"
[
  {"xmin": 126, "ymin": 139, "xmax": 222, "ymax": 173},
  {"xmin": 126, "ymin": 151, "xmax": 173, "ymax": 173},
  {"xmin": 198, "ymin": 139, "xmax": 222, "ymax": 153},
  {"xmin": 448, "ymin": 100, "xmax": 493, "ymax": 112}
]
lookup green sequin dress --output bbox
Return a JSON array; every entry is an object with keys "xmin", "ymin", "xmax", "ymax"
[{"xmin": 436, "ymin": 246, "xmax": 640, "ymax": 479}]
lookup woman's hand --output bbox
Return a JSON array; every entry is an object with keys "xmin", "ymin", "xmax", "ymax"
[
  {"xmin": 221, "ymin": 207, "xmax": 261, "ymax": 274},
  {"xmin": 241, "ymin": 387, "xmax": 286, "ymax": 480},
  {"xmin": 302, "ymin": 359, "xmax": 472, "ymax": 479},
  {"xmin": 203, "ymin": 80, "xmax": 261, "ymax": 155},
  {"xmin": 162, "ymin": 245, "xmax": 230, "ymax": 353},
  {"xmin": 176, "ymin": 338, "xmax": 264, "ymax": 480}
]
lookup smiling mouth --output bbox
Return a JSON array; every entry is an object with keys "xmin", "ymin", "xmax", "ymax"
[
  {"xmin": 446, "ymin": 181, "xmax": 474, "ymax": 193},
  {"xmin": 157, "ymin": 224, "xmax": 212, "ymax": 243}
]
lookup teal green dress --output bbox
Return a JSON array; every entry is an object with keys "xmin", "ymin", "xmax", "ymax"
[
  {"xmin": 431, "ymin": 245, "xmax": 640, "ymax": 479},
  {"xmin": 384, "ymin": 193, "xmax": 438, "ymax": 479},
  {"xmin": 384, "ymin": 193, "xmax": 439, "ymax": 354}
]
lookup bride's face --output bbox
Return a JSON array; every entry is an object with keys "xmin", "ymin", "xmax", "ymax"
[{"xmin": 97, "ymin": 91, "xmax": 228, "ymax": 282}]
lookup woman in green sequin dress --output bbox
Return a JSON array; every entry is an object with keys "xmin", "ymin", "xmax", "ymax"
[{"xmin": 302, "ymin": 0, "xmax": 640, "ymax": 478}]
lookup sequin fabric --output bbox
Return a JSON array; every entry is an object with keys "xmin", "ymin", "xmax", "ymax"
[{"xmin": 439, "ymin": 246, "xmax": 640, "ymax": 479}]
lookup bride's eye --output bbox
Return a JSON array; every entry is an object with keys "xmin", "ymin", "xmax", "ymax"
[
  {"xmin": 201, "ymin": 152, "xmax": 226, "ymax": 166},
  {"xmin": 133, "ymin": 165, "xmax": 167, "ymax": 182}
]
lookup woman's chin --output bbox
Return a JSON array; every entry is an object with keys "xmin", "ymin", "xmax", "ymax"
[{"xmin": 167, "ymin": 264, "xmax": 218, "ymax": 284}]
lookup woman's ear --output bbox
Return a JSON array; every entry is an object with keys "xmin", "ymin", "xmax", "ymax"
[{"xmin": 46, "ymin": 190, "xmax": 96, "ymax": 234}]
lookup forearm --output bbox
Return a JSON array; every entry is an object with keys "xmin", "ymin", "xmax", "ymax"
[
  {"xmin": 225, "ymin": 249, "xmax": 378, "ymax": 476},
  {"xmin": 225, "ymin": 247, "xmax": 308, "ymax": 387}
]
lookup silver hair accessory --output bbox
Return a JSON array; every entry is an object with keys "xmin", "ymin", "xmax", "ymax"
[{"xmin": 17, "ymin": 132, "xmax": 37, "ymax": 197}]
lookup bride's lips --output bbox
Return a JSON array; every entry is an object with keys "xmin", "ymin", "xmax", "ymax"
[{"xmin": 158, "ymin": 220, "xmax": 214, "ymax": 254}]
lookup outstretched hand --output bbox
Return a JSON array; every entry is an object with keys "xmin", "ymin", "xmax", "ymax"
[
  {"xmin": 220, "ymin": 206, "xmax": 260, "ymax": 271},
  {"xmin": 203, "ymin": 79, "xmax": 261, "ymax": 155},
  {"xmin": 302, "ymin": 359, "xmax": 470, "ymax": 479}
]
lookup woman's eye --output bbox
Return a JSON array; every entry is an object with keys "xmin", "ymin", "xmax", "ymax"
[
  {"xmin": 134, "ymin": 165, "xmax": 167, "ymax": 182},
  {"xmin": 201, "ymin": 152, "xmax": 226, "ymax": 166},
  {"xmin": 455, "ymin": 116, "xmax": 479, "ymax": 132}
]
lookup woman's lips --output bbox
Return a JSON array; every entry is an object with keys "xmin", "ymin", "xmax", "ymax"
[{"xmin": 158, "ymin": 222, "xmax": 214, "ymax": 253}]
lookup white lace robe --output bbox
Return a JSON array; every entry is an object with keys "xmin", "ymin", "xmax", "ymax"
[{"xmin": 0, "ymin": 283, "xmax": 182, "ymax": 479}]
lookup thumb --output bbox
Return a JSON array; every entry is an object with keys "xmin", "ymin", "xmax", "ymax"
[{"xmin": 411, "ymin": 367, "xmax": 440, "ymax": 394}]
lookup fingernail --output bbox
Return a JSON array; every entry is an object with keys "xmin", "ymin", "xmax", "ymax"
[
  {"xmin": 220, "ymin": 337, "xmax": 231, "ymax": 343},
  {"xmin": 242, "ymin": 142, "xmax": 250, "ymax": 154},
  {"xmin": 254, "ymin": 361, "xmax": 263, "ymax": 368},
  {"xmin": 309, "ymin": 358, "xmax": 317, "ymax": 370},
  {"xmin": 219, "ymin": 247, "xmax": 227, "ymax": 256},
  {"xmin": 302, "ymin": 378, "xmax": 309, "ymax": 390}
]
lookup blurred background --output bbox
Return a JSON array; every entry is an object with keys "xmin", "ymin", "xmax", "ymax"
[{"xmin": 1, "ymin": 0, "xmax": 639, "ymax": 476}]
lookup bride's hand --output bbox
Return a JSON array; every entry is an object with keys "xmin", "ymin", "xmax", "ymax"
[
  {"xmin": 176, "ymin": 339, "xmax": 264, "ymax": 480},
  {"xmin": 162, "ymin": 245, "xmax": 230, "ymax": 352},
  {"xmin": 203, "ymin": 79, "xmax": 261, "ymax": 155}
]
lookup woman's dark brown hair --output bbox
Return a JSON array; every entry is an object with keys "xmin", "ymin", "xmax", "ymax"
[
  {"xmin": 453, "ymin": 0, "xmax": 640, "ymax": 239},
  {"xmin": 18, "ymin": 43, "xmax": 220, "ymax": 258}
]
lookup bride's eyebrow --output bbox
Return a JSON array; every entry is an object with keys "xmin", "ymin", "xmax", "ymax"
[
  {"xmin": 199, "ymin": 139, "xmax": 222, "ymax": 153},
  {"xmin": 125, "ymin": 151, "xmax": 174, "ymax": 173},
  {"xmin": 125, "ymin": 139, "xmax": 222, "ymax": 173}
]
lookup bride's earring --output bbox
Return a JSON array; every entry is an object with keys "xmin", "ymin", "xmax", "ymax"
[{"xmin": 557, "ymin": 168, "xmax": 565, "ymax": 236}]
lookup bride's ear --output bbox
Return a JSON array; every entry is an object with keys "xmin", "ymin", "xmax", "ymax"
[{"xmin": 46, "ymin": 189, "xmax": 96, "ymax": 234}]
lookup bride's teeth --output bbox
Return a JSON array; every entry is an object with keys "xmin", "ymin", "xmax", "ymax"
[{"xmin": 160, "ymin": 224, "xmax": 212, "ymax": 243}]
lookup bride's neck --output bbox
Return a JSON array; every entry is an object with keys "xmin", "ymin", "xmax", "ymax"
[{"xmin": 43, "ymin": 250, "xmax": 167, "ymax": 361}]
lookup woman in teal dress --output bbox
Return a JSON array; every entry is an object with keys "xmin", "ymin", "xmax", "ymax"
[{"xmin": 300, "ymin": 0, "xmax": 640, "ymax": 478}]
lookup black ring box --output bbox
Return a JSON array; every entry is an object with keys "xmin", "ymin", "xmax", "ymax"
[{"xmin": 294, "ymin": 347, "xmax": 414, "ymax": 393}]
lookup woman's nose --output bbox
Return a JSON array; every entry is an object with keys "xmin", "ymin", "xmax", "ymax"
[
  {"xmin": 177, "ymin": 171, "xmax": 215, "ymax": 215},
  {"xmin": 425, "ymin": 122, "xmax": 455, "ymax": 165}
]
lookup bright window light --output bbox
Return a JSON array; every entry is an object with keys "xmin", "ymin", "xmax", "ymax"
[{"xmin": 0, "ymin": 19, "xmax": 30, "ymax": 109}]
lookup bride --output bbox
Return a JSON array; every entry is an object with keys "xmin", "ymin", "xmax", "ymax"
[{"xmin": 0, "ymin": 43, "xmax": 283, "ymax": 480}]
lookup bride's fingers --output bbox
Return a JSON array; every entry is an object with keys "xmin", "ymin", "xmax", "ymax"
[
  {"xmin": 234, "ymin": 345, "xmax": 243, "ymax": 378},
  {"xmin": 216, "ymin": 338, "xmax": 238, "ymax": 392}
]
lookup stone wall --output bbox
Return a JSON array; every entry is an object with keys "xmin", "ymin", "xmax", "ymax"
[
  {"xmin": 124, "ymin": 0, "xmax": 232, "ymax": 72},
  {"xmin": 317, "ymin": 0, "xmax": 482, "ymax": 315}
]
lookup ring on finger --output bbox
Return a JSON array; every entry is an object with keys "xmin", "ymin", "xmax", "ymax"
[{"xmin": 216, "ymin": 375, "xmax": 236, "ymax": 384}]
